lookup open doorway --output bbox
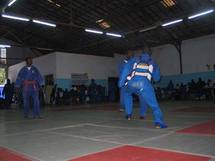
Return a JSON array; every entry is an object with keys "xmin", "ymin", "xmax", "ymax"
[
  {"xmin": 45, "ymin": 74, "xmax": 54, "ymax": 85},
  {"xmin": 44, "ymin": 74, "xmax": 54, "ymax": 105},
  {"xmin": 108, "ymin": 77, "xmax": 119, "ymax": 102}
]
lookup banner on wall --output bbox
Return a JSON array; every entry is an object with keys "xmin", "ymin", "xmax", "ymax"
[{"xmin": 71, "ymin": 73, "xmax": 88, "ymax": 85}]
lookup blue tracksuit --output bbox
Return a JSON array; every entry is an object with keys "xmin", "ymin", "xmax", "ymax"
[
  {"xmin": 16, "ymin": 65, "xmax": 44, "ymax": 118},
  {"xmin": 118, "ymin": 58, "xmax": 147, "ymax": 117},
  {"xmin": 118, "ymin": 53, "xmax": 165, "ymax": 125}
]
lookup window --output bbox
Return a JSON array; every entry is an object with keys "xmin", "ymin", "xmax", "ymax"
[
  {"xmin": 45, "ymin": 74, "xmax": 54, "ymax": 85},
  {"xmin": 0, "ymin": 68, "xmax": 6, "ymax": 85},
  {"xmin": 71, "ymin": 73, "xmax": 88, "ymax": 85},
  {"xmin": 0, "ymin": 48, "xmax": 7, "ymax": 64}
]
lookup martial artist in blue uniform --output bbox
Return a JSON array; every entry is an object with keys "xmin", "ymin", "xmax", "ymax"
[
  {"xmin": 118, "ymin": 52, "xmax": 167, "ymax": 128},
  {"xmin": 118, "ymin": 58, "xmax": 129, "ymax": 112},
  {"xmin": 16, "ymin": 57, "xmax": 44, "ymax": 118},
  {"xmin": 118, "ymin": 50, "xmax": 148, "ymax": 119}
]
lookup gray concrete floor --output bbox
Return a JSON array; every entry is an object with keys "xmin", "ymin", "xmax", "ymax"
[{"xmin": 0, "ymin": 101, "xmax": 215, "ymax": 161}]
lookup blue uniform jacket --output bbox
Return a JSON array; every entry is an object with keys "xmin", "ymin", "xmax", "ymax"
[
  {"xmin": 16, "ymin": 65, "xmax": 44, "ymax": 91},
  {"xmin": 118, "ymin": 53, "xmax": 160, "ymax": 88}
]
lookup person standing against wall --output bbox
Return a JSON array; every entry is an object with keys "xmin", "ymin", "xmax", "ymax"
[
  {"xmin": 2, "ymin": 79, "xmax": 14, "ymax": 109},
  {"xmin": 88, "ymin": 79, "xmax": 97, "ymax": 104},
  {"xmin": 50, "ymin": 84, "xmax": 57, "ymax": 105},
  {"xmin": 15, "ymin": 57, "xmax": 44, "ymax": 119}
]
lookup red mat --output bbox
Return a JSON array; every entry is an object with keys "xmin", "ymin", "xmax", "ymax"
[
  {"xmin": 0, "ymin": 147, "xmax": 33, "ymax": 161},
  {"xmin": 173, "ymin": 107, "xmax": 215, "ymax": 113},
  {"xmin": 177, "ymin": 120, "xmax": 215, "ymax": 136},
  {"xmin": 69, "ymin": 145, "xmax": 211, "ymax": 161}
]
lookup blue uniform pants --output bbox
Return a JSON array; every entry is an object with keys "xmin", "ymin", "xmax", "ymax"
[
  {"xmin": 120, "ymin": 87, "xmax": 147, "ymax": 117},
  {"xmin": 124, "ymin": 77, "xmax": 164, "ymax": 124},
  {"xmin": 120, "ymin": 87, "xmax": 126, "ymax": 109},
  {"xmin": 23, "ymin": 90, "xmax": 40, "ymax": 117}
]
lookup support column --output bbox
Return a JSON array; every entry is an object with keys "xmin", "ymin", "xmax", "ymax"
[{"xmin": 174, "ymin": 40, "xmax": 183, "ymax": 74}]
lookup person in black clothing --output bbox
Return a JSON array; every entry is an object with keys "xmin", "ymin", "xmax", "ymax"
[
  {"xmin": 79, "ymin": 85, "xmax": 87, "ymax": 104},
  {"xmin": 167, "ymin": 80, "xmax": 174, "ymax": 91},
  {"xmin": 196, "ymin": 78, "xmax": 206, "ymax": 100},
  {"xmin": 50, "ymin": 84, "xmax": 57, "ymax": 105},
  {"xmin": 63, "ymin": 88, "xmax": 70, "ymax": 105},
  {"xmin": 2, "ymin": 79, "xmax": 14, "ymax": 109},
  {"xmin": 39, "ymin": 85, "xmax": 45, "ymax": 106},
  {"xmin": 167, "ymin": 80, "xmax": 174, "ymax": 99},
  {"xmin": 188, "ymin": 79, "xmax": 196, "ymax": 98},
  {"xmin": 88, "ymin": 79, "xmax": 97, "ymax": 104}
]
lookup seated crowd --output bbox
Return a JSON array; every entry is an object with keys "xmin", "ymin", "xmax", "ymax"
[
  {"xmin": 155, "ymin": 78, "xmax": 215, "ymax": 100},
  {"xmin": 0, "ymin": 77, "xmax": 214, "ymax": 109},
  {"xmin": 49, "ymin": 83, "xmax": 106, "ymax": 106}
]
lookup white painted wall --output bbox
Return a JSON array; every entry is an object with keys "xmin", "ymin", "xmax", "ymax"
[
  {"xmin": 55, "ymin": 52, "xmax": 118, "ymax": 79},
  {"xmin": 152, "ymin": 44, "xmax": 180, "ymax": 75},
  {"xmin": 151, "ymin": 33, "xmax": 215, "ymax": 75},
  {"xmin": 33, "ymin": 53, "xmax": 57, "ymax": 77},
  {"xmin": 8, "ymin": 51, "xmax": 120, "ymax": 87},
  {"xmin": 8, "ymin": 53, "xmax": 56, "ymax": 82},
  {"xmin": 182, "ymin": 34, "xmax": 215, "ymax": 74}
]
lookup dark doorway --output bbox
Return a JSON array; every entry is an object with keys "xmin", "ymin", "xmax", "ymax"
[
  {"xmin": 108, "ymin": 77, "xmax": 119, "ymax": 102},
  {"xmin": 45, "ymin": 74, "xmax": 54, "ymax": 85}
]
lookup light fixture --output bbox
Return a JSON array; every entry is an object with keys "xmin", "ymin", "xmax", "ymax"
[
  {"xmin": 96, "ymin": 19, "xmax": 104, "ymax": 23},
  {"xmin": 162, "ymin": 19, "xmax": 183, "ymax": 27},
  {"xmin": 47, "ymin": 0, "xmax": 54, "ymax": 3},
  {"xmin": 161, "ymin": 0, "xmax": 176, "ymax": 8},
  {"xmin": 0, "ymin": 44, "xmax": 11, "ymax": 48},
  {"xmin": 1, "ymin": 14, "xmax": 30, "ymax": 21},
  {"xmin": 47, "ymin": 0, "xmax": 61, "ymax": 7},
  {"xmin": 56, "ymin": 3, "xmax": 61, "ymax": 7},
  {"xmin": 8, "ymin": 0, "xmax": 17, "ymax": 7},
  {"xmin": 139, "ymin": 25, "xmax": 158, "ymax": 32},
  {"xmin": 33, "ymin": 19, "xmax": 56, "ymax": 27},
  {"xmin": 106, "ymin": 32, "xmax": 122, "ymax": 37},
  {"xmin": 85, "ymin": 29, "xmax": 103, "ymax": 34},
  {"xmin": 188, "ymin": 9, "xmax": 214, "ymax": 19},
  {"xmin": 96, "ymin": 19, "xmax": 111, "ymax": 29}
]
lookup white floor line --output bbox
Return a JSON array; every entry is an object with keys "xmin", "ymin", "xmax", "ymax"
[
  {"xmin": 173, "ymin": 120, "xmax": 215, "ymax": 132},
  {"xmin": 131, "ymin": 131, "xmax": 176, "ymax": 145},
  {"xmin": 88, "ymin": 116, "xmax": 213, "ymax": 126},
  {"xmin": 94, "ymin": 134, "xmax": 137, "ymax": 139},
  {"xmin": 84, "ymin": 119, "xmax": 127, "ymax": 125},
  {"xmin": 1, "ymin": 122, "xmax": 214, "ymax": 161},
  {"xmin": 0, "ymin": 146, "xmax": 43, "ymax": 161},
  {"xmin": 90, "ymin": 120, "xmax": 199, "ymax": 131},
  {"xmin": 0, "ymin": 118, "xmax": 48, "ymax": 125},
  {"xmin": 45, "ymin": 131, "xmax": 123, "ymax": 145},
  {"xmin": 0, "ymin": 123, "xmax": 87, "ymax": 137},
  {"xmin": 38, "ymin": 123, "xmax": 87, "ymax": 132},
  {"xmin": 62, "ymin": 145, "xmax": 125, "ymax": 161},
  {"xmin": 135, "ymin": 145, "xmax": 215, "ymax": 159},
  {"xmin": 47, "ymin": 131, "xmax": 215, "ymax": 161},
  {"xmin": 176, "ymin": 132, "xmax": 215, "ymax": 137},
  {"xmin": 85, "ymin": 123, "xmax": 170, "ymax": 132},
  {"xmin": 47, "ymin": 131, "xmax": 215, "ymax": 160}
]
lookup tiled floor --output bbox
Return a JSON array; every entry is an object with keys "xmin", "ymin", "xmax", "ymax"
[{"xmin": 0, "ymin": 101, "xmax": 215, "ymax": 161}]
